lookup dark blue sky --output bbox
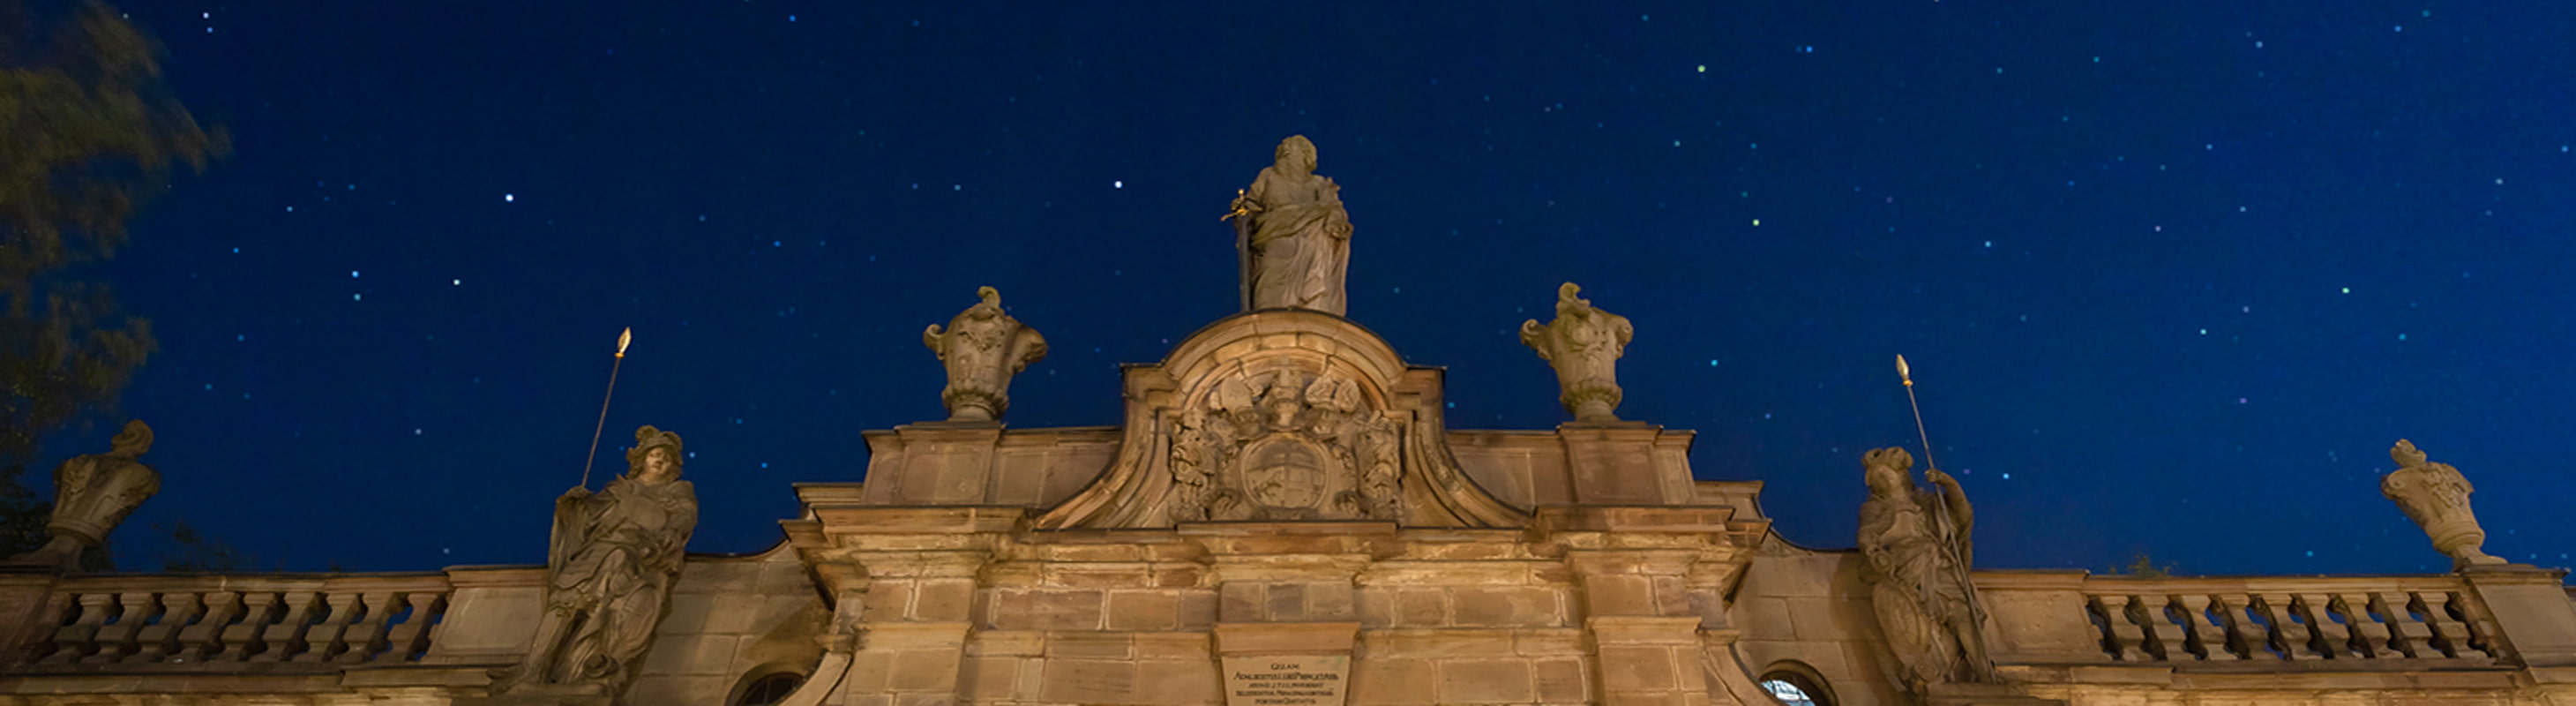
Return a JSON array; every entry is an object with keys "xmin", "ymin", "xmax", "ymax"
[{"xmin": 50, "ymin": 1, "xmax": 2576, "ymax": 575}]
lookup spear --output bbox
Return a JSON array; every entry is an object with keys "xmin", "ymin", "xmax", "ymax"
[
  {"xmin": 1896, "ymin": 354, "xmax": 1997, "ymax": 680},
  {"xmin": 580, "ymin": 327, "xmax": 633, "ymax": 489}
]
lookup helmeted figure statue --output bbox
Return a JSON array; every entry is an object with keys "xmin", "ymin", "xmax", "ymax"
[
  {"xmin": 922, "ymin": 286, "xmax": 1048, "ymax": 422},
  {"xmin": 491, "ymin": 425, "xmax": 699, "ymax": 698},
  {"xmin": 2381, "ymin": 439, "xmax": 2505, "ymax": 570},
  {"xmin": 1518, "ymin": 282, "xmax": 1635, "ymax": 422},
  {"xmin": 8, "ymin": 420, "xmax": 158, "ymax": 570},
  {"xmin": 1229, "ymin": 135, "xmax": 1354, "ymax": 316},
  {"xmin": 1857, "ymin": 447, "xmax": 1996, "ymax": 698}
]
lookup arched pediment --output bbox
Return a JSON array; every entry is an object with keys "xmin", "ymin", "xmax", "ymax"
[{"xmin": 1036, "ymin": 310, "xmax": 1525, "ymax": 530}]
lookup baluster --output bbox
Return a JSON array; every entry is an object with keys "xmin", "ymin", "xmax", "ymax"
[
  {"xmin": 382, "ymin": 592, "xmax": 446, "ymax": 663},
  {"xmin": 2410, "ymin": 592, "xmax": 2472, "ymax": 658},
  {"xmin": 39, "ymin": 593, "xmax": 115, "ymax": 665},
  {"xmin": 2370, "ymin": 592, "xmax": 2423, "ymax": 658},
  {"xmin": 176, "ymin": 590, "xmax": 241, "ymax": 662},
  {"xmin": 2212, "ymin": 593, "xmax": 2258, "ymax": 660},
  {"xmin": 2135, "ymin": 596, "xmax": 2186, "ymax": 661},
  {"xmin": 2175, "ymin": 594, "xmax": 2234, "ymax": 661},
  {"xmin": 333, "ymin": 591, "xmax": 396, "ymax": 664},
  {"xmin": 133, "ymin": 591, "xmax": 202, "ymax": 664},
  {"xmin": 2438, "ymin": 591, "xmax": 2497, "ymax": 660},
  {"xmin": 2252, "ymin": 593, "xmax": 2310, "ymax": 659},
  {"xmin": 2330, "ymin": 593, "xmax": 2381, "ymax": 658},
  {"xmin": 295, "ymin": 591, "xmax": 363, "ymax": 662},
  {"xmin": 84, "ymin": 592, "xmax": 160, "ymax": 664},
  {"xmin": 218, "ymin": 592, "xmax": 285, "ymax": 661},
  {"xmin": 252, "ymin": 591, "xmax": 321, "ymax": 662},
  {"xmin": 2295, "ymin": 593, "xmax": 2348, "ymax": 659},
  {"xmin": 2091, "ymin": 595, "xmax": 2148, "ymax": 661}
]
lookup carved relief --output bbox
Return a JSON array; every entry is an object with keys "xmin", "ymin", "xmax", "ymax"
[{"xmin": 1166, "ymin": 371, "xmax": 1398, "ymax": 522}]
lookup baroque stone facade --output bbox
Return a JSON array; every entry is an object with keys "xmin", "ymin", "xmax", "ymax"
[{"xmin": 1, "ymin": 142, "xmax": 2572, "ymax": 706}]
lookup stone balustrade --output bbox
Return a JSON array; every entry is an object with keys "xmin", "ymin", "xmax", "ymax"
[
  {"xmin": 1979, "ymin": 570, "xmax": 2518, "ymax": 669},
  {"xmin": 18, "ymin": 573, "xmax": 453, "ymax": 670},
  {"xmin": 2082, "ymin": 575, "xmax": 2497, "ymax": 665}
]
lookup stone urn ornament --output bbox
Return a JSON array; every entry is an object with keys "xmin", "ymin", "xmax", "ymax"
[
  {"xmin": 1518, "ymin": 282, "xmax": 1634, "ymax": 422},
  {"xmin": 2381, "ymin": 439, "xmax": 2506, "ymax": 570},
  {"xmin": 923, "ymin": 286, "xmax": 1048, "ymax": 422},
  {"xmin": 7, "ymin": 420, "xmax": 159, "ymax": 570}
]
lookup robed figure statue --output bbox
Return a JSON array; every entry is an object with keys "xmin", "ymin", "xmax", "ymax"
[
  {"xmin": 1230, "ymin": 135, "xmax": 1353, "ymax": 316},
  {"xmin": 1857, "ymin": 447, "xmax": 1996, "ymax": 698},
  {"xmin": 491, "ymin": 425, "xmax": 699, "ymax": 697}
]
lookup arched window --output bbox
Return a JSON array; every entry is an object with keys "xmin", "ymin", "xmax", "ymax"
[
  {"xmin": 733, "ymin": 672, "xmax": 804, "ymax": 706},
  {"xmin": 1756, "ymin": 663, "xmax": 1832, "ymax": 706}
]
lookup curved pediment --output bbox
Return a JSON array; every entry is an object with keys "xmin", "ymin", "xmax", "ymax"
[{"xmin": 1036, "ymin": 310, "xmax": 1526, "ymax": 530}]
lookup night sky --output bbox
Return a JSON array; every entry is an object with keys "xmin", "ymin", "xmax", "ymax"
[{"xmin": 44, "ymin": 1, "xmax": 2576, "ymax": 577}]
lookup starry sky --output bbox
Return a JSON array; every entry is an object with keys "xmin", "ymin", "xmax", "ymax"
[{"xmin": 41, "ymin": 1, "xmax": 2576, "ymax": 576}]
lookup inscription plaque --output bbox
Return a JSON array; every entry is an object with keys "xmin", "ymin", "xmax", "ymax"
[{"xmin": 1222, "ymin": 654, "xmax": 1350, "ymax": 706}]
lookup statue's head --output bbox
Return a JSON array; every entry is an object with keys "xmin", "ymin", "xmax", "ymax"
[
  {"xmin": 2392, "ymin": 439, "xmax": 2428, "ymax": 469},
  {"xmin": 628, "ymin": 425, "xmax": 685, "ymax": 484},
  {"xmin": 1863, "ymin": 447, "xmax": 1913, "ymax": 495},
  {"xmin": 108, "ymin": 420, "xmax": 154, "ymax": 458},
  {"xmin": 1275, "ymin": 135, "xmax": 1317, "ymax": 173}
]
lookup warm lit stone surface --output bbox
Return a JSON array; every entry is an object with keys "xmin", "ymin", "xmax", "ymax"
[{"xmin": 5, "ymin": 255, "xmax": 2576, "ymax": 706}]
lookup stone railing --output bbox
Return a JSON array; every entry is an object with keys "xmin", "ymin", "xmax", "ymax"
[
  {"xmin": 18, "ymin": 573, "xmax": 453, "ymax": 670},
  {"xmin": 2078, "ymin": 575, "xmax": 2497, "ymax": 665},
  {"xmin": 1974, "ymin": 570, "xmax": 2548, "ymax": 670},
  {"xmin": 0, "ymin": 565, "xmax": 545, "ymax": 683}
]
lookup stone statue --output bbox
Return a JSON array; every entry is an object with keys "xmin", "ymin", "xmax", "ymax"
[
  {"xmin": 922, "ymin": 286, "xmax": 1048, "ymax": 422},
  {"xmin": 1229, "ymin": 135, "xmax": 1353, "ymax": 316},
  {"xmin": 1517, "ymin": 282, "xmax": 1635, "ymax": 422},
  {"xmin": 1857, "ymin": 447, "xmax": 1995, "ymax": 697},
  {"xmin": 491, "ymin": 425, "xmax": 699, "ymax": 698},
  {"xmin": 7, "ymin": 420, "xmax": 158, "ymax": 570},
  {"xmin": 2381, "ymin": 439, "xmax": 2505, "ymax": 570}
]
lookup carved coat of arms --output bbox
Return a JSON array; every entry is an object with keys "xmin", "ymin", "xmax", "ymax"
[{"xmin": 1167, "ymin": 372, "xmax": 1399, "ymax": 522}]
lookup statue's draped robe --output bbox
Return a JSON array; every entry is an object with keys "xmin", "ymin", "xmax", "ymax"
[
  {"xmin": 544, "ymin": 476, "xmax": 697, "ymax": 682},
  {"xmin": 1239, "ymin": 167, "xmax": 1351, "ymax": 315},
  {"xmin": 1860, "ymin": 487, "xmax": 1978, "ymax": 690}
]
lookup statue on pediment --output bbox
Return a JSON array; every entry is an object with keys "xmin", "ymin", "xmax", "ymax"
[
  {"xmin": 491, "ymin": 425, "xmax": 698, "ymax": 698},
  {"xmin": 923, "ymin": 286, "xmax": 1048, "ymax": 422},
  {"xmin": 8, "ymin": 420, "xmax": 158, "ymax": 571},
  {"xmin": 1858, "ymin": 447, "xmax": 1995, "ymax": 697},
  {"xmin": 1229, "ymin": 135, "xmax": 1353, "ymax": 316},
  {"xmin": 1519, "ymin": 282, "xmax": 1634, "ymax": 422},
  {"xmin": 2382, "ymin": 439, "xmax": 2506, "ymax": 570}
]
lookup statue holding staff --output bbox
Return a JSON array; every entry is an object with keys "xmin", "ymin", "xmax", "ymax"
[
  {"xmin": 1857, "ymin": 447, "xmax": 1996, "ymax": 697},
  {"xmin": 1228, "ymin": 135, "xmax": 1354, "ymax": 316},
  {"xmin": 491, "ymin": 425, "xmax": 698, "ymax": 697}
]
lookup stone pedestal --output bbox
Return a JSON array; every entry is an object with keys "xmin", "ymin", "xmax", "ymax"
[
  {"xmin": 2460, "ymin": 564, "xmax": 2576, "ymax": 668},
  {"xmin": 1556, "ymin": 422, "xmax": 1693, "ymax": 506},
  {"xmin": 861, "ymin": 421, "xmax": 1007, "ymax": 506}
]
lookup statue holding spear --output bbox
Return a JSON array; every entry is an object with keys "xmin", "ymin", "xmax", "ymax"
[
  {"xmin": 492, "ymin": 328, "xmax": 698, "ymax": 698},
  {"xmin": 1857, "ymin": 356, "xmax": 1997, "ymax": 698}
]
